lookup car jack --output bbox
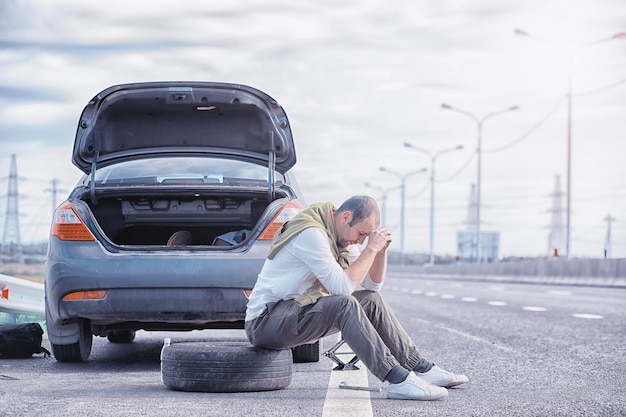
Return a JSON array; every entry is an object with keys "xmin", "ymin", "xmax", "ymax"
[{"xmin": 323, "ymin": 338, "xmax": 360, "ymax": 371}]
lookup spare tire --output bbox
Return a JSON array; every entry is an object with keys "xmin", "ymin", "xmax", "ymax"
[{"xmin": 161, "ymin": 341, "xmax": 292, "ymax": 392}]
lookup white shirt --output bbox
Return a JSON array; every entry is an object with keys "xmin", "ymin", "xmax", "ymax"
[{"xmin": 245, "ymin": 227, "xmax": 384, "ymax": 321}]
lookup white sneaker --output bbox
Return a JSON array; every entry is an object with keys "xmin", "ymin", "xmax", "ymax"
[
  {"xmin": 417, "ymin": 364, "xmax": 469, "ymax": 388},
  {"xmin": 387, "ymin": 371, "xmax": 448, "ymax": 400}
]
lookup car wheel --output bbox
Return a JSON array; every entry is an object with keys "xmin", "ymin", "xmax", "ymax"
[
  {"xmin": 161, "ymin": 341, "xmax": 292, "ymax": 392},
  {"xmin": 291, "ymin": 340, "xmax": 320, "ymax": 363},
  {"xmin": 51, "ymin": 319, "xmax": 93, "ymax": 362},
  {"xmin": 107, "ymin": 330, "xmax": 136, "ymax": 343}
]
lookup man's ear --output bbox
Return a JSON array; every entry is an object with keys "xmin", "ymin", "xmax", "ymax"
[{"xmin": 342, "ymin": 211, "xmax": 353, "ymax": 225}]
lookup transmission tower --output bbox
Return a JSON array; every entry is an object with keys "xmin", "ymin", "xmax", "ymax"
[
  {"xmin": 604, "ymin": 214, "xmax": 615, "ymax": 258},
  {"xmin": 547, "ymin": 175, "xmax": 565, "ymax": 257},
  {"xmin": 455, "ymin": 184, "xmax": 479, "ymax": 262},
  {"xmin": 464, "ymin": 183, "xmax": 478, "ymax": 232},
  {"xmin": 1, "ymin": 154, "xmax": 22, "ymax": 262},
  {"xmin": 44, "ymin": 178, "xmax": 67, "ymax": 213}
]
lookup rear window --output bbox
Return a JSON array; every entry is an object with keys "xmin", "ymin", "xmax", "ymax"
[{"xmin": 90, "ymin": 157, "xmax": 283, "ymax": 186}]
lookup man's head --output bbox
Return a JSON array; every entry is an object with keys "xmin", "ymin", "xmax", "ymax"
[{"xmin": 334, "ymin": 196, "xmax": 380, "ymax": 247}]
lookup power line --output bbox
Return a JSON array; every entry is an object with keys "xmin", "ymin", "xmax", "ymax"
[{"xmin": 484, "ymin": 96, "xmax": 566, "ymax": 153}]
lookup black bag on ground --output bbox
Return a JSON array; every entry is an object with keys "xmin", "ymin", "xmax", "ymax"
[{"xmin": 0, "ymin": 322, "xmax": 51, "ymax": 358}]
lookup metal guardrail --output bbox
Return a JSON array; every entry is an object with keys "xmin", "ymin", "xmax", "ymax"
[{"xmin": 0, "ymin": 273, "xmax": 45, "ymax": 321}]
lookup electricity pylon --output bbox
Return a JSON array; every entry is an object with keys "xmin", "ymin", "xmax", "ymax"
[
  {"xmin": 547, "ymin": 175, "xmax": 565, "ymax": 257},
  {"xmin": 1, "ymin": 154, "xmax": 22, "ymax": 262}
]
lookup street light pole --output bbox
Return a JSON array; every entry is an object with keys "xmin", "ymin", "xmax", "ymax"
[
  {"xmin": 364, "ymin": 182, "xmax": 401, "ymax": 228},
  {"xmin": 404, "ymin": 143, "xmax": 464, "ymax": 265},
  {"xmin": 379, "ymin": 167, "xmax": 427, "ymax": 265},
  {"xmin": 441, "ymin": 103, "xmax": 518, "ymax": 263},
  {"xmin": 514, "ymin": 29, "xmax": 626, "ymax": 259}
]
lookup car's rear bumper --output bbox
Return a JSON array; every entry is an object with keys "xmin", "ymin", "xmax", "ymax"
[
  {"xmin": 45, "ymin": 238, "xmax": 267, "ymax": 338},
  {"xmin": 61, "ymin": 287, "xmax": 249, "ymax": 324}
]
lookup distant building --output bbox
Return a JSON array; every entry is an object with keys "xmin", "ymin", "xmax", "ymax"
[
  {"xmin": 456, "ymin": 183, "xmax": 500, "ymax": 263},
  {"xmin": 456, "ymin": 230, "xmax": 500, "ymax": 263}
]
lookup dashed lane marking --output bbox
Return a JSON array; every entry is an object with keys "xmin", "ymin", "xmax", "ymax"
[
  {"xmin": 572, "ymin": 313, "xmax": 603, "ymax": 320},
  {"xmin": 523, "ymin": 306, "xmax": 547, "ymax": 312},
  {"xmin": 390, "ymin": 286, "xmax": 605, "ymax": 320}
]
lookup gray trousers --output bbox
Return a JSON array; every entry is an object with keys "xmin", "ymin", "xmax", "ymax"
[{"xmin": 245, "ymin": 290, "xmax": 424, "ymax": 381}]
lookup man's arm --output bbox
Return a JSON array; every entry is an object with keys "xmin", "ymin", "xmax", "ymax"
[
  {"xmin": 345, "ymin": 228, "xmax": 390, "ymax": 289},
  {"xmin": 367, "ymin": 249, "xmax": 387, "ymax": 284}
]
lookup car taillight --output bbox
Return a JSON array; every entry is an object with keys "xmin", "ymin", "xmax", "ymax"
[
  {"xmin": 51, "ymin": 202, "xmax": 96, "ymax": 241},
  {"xmin": 258, "ymin": 200, "xmax": 304, "ymax": 240}
]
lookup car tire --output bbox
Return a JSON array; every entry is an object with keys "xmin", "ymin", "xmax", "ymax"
[
  {"xmin": 291, "ymin": 340, "xmax": 320, "ymax": 363},
  {"xmin": 107, "ymin": 330, "xmax": 136, "ymax": 343},
  {"xmin": 51, "ymin": 319, "xmax": 93, "ymax": 362},
  {"xmin": 161, "ymin": 341, "xmax": 292, "ymax": 392}
]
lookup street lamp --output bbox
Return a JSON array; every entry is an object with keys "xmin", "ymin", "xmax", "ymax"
[
  {"xmin": 363, "ymin": 182, "xmax": 401, "ymax": 228},
  {"xmin": 379, "ymin": 166, "xmax": 427, "ymax": 265},
  {"xmin": 515, "ymin": 28, "xmax": 626, "ymax": 259},
  {"xmin": 404, "ymin": 143, "xmax": 464, "ymax": 265},
  {"xmin": 441, "ymin": 103, "xmax": 518, "ymax": 263}
]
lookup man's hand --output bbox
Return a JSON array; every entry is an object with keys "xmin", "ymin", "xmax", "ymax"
[{"xmin": 367, "ymin": 227, "xmax": 392, "ymax": 253}]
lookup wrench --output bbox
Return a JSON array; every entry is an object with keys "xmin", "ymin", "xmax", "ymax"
[{"xmin": 339, "ymin": 381, "xmax": 382, "ymax": 392}]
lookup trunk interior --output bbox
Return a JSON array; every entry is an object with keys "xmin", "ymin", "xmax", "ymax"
[{"xmin": 82, "ymin": 191, "xmax": 284, "ymax": 246}]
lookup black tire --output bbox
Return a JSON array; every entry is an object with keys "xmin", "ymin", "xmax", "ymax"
[
  {"xmin": 292, "ymin": 340, "xmax": 320, "ymax": 363},
  {"xmin": 161, "ymin": 342, "xmax": 292, "ymax": 392},
  {"xmin": 107, "ymin": 330, "xmax": 136, "ymax": 343},
  {"xmin": 51, "ymin": 319, "xmax": 93, "ymax": 362}
]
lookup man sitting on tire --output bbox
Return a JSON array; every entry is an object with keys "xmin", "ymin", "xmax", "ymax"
[{"xmin": 245, "ymin": 195, "xmax": 468, "ymax": 401}]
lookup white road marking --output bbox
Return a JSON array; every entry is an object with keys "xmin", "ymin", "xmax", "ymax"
[
  {"xmin": 572, "ymin": 313, "xmax": 603, "ymax": 320},
  {"xmin": 411, "ymin": 289, "xmax": 423, "ymax": 295},
  {"xmin": 488, "ymin": 301, "xmax": 507, "ymax": 306},
  {"xmin": 523, "ymin": 306, "xmax": 547, "ymax": 312},
  {"xmin": 322, "ymin": 340, "xmax": 375, "ymax": 417},
  {"xmin": 425, "ymin": 291, "xmax": 438, "ymax": 297},
  {"xmin": 437, "ymin": 325, "xmax": 516, "ymax": 353},
  {"xmin": 441, "ymin": 294, "xmax": 455, "ymax": 299},
  {"xmin": 461, "ymin": 297, "xmax": 478, "ymax": 302}
]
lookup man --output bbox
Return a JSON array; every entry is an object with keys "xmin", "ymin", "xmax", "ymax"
[{"xmin": 245, "ymin": 195, "xmax": 468, "ymax": 400}]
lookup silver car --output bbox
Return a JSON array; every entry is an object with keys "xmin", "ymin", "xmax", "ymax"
[{"xmin": 45, "ymin": 82, "xmax": 308, "ymax": 362}]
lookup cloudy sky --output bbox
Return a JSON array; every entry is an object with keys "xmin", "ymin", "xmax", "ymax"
[{"xmin": 1, "ymin": 0, "xmax": 625, "ymax": 259}]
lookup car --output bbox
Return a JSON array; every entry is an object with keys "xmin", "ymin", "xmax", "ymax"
[{"xmin": 44, "ymin": 81, "xmax": 314, "ymax": 362}]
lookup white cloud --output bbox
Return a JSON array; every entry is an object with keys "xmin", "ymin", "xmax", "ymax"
[{"xmin": 0, "ymin": 0, "xmax": 624, "ymax": 258}]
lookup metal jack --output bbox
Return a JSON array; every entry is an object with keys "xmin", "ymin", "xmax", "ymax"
[{"xmin": 323, "ymin": 339, "xmax": 361, "ymax": 371}]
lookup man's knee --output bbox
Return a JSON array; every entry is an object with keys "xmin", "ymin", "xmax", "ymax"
[
  {"xmin": 319, "ymin": 294, "xmax": 360, "ymax": 313},
  {"xmin": 354, "ymin": 290, "xmax": 384, "ymax": 304},
  {"xmin": 354, "ymin": 290, "xmax": 390, "ymax": 315}
]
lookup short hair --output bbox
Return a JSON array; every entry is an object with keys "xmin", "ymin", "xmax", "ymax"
[{"xmin": 336, "ymin": 196, "xmax": 380, "ymax": 226}]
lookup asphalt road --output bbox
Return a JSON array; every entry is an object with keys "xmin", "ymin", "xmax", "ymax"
[{"xmin": 1, "ymin": 273, "xmax": 624, "ymax": 417}]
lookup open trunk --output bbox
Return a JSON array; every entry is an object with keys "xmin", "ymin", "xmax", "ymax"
[{"xmin": 80, "ymin": 190, "xmax": 288, "ymax": 246}]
